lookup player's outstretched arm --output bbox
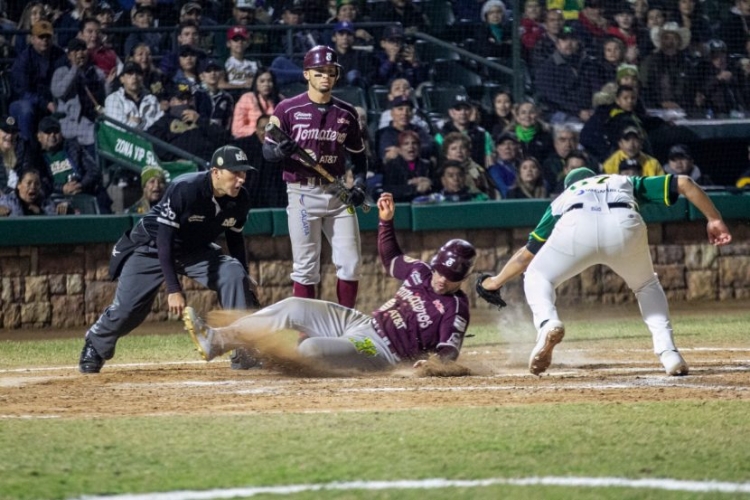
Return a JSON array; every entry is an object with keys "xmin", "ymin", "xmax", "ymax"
[
  {"xmin": 481, "ymin": 246, "xmax": 535, "ymax": 291},
  {"xmin": 676, "ymin": 175, "xmax": 732, "ymax": 246}
]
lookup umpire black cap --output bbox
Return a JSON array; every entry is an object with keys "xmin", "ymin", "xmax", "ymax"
[{"xmin": 211, "ymin": 146, "xmax": 257, "ymax": 172}]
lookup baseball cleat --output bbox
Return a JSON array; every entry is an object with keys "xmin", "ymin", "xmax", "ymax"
[
  {"xmin": 529, "ymin": 320, "xmax": 565, "ymax": 376},
  {"xmin": 183, "ymin": 307, "xmax": 217, "ymax": 361},
  {"xmin": 79, "ymin": 337, "xmax": 105, "ymax": 374},
  {"xmin": 660, "ymin": 350, "xmax": 689, "ymax": 376}
]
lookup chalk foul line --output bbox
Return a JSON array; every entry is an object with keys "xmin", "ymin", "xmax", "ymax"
[{"xmin": 73, "ymin": 476, "xmax": 750, "ymax": 499}]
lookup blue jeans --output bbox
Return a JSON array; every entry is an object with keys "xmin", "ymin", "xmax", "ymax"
[{"xmin": 9, "ymin": 97, "xmax": 43, "ymax": 142}]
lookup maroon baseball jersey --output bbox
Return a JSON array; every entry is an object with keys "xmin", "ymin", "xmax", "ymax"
[
  {"xmin": 372, "ymin": 221, "xmax": 470, "ymax": 361},
  {"xmin": 268, "ymin": 93, "xmax": 365, "ymax": 183}
]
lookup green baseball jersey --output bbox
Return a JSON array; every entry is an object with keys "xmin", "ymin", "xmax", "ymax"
[
  {"xmin": 45, "ymin": 150, "xmax": 75, "ymax": 188},
  {"xmin": 527, "ymin": 174, "xmax": 679, "ymax": 253}
]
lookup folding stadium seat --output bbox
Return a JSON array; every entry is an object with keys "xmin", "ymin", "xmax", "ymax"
[
  {"xmin": 279, "ymin": 82, "xmax": 307, "ymax": 98},
  {"xmin": 414, "ymin": 40, "xmax": 460, "ymax": 63},
  {"xmin": 421, "ymin": 83, "xmax": 469, "ymax": 116},
  {"xmin": 431, "ymin": 59, "xmax": 483, "ymax": 90},
  {"xmin": 368, "ymin": 85, "xmax": 390, "ymax": 112}
]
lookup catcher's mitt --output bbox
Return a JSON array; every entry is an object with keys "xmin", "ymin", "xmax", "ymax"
[{"xmin": 476, "ymin": 272, "xmax": 507, "ymax": 309}]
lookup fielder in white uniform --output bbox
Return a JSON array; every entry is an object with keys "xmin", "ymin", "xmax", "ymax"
[{"xmin": 481, "ymin": 168, "xmax": 732, "ymax": 376}]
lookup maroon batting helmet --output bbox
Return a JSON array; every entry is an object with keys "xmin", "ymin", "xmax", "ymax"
[
  {"xmin": 303, "ymin": 45, "xmax": 341, "ymax": 70},
  {"xmin": 430, "ymin": 239, "xmax": 477, "ymax": 282}
]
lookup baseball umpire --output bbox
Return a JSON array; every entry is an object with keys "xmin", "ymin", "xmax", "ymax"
[
  {"xmin": 78, "ymin": 145, "xmax": 259, "ymax": 374},
  {"xmin": 262, "ymin": 45, "xmax": 369, "ymax": 309},
  {"xmin": 477, "ymin": 169, "xmax": 732, "ymax": 376},
  {"xmin": 183, "ymin": 192, "xmax": 475, "ymax": 371}
]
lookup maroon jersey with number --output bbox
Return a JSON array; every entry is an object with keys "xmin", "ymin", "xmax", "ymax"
[
  {"xmin": 372, "ymin": 220, "xmax": 470, "ymax": 361},
  {"xmin": 268, "ymin": 93, "xmax": 365, "ymax": 183}
]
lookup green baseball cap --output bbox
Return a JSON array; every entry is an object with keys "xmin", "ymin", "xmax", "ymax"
[{"xmin": 564, "ymin": 167, "xmax": 596, "ymax": 189}]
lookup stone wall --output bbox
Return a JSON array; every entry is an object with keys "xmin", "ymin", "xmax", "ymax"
[{"xmin": 1, "ymin": 220, "xmax": 749, "ymax": 330}]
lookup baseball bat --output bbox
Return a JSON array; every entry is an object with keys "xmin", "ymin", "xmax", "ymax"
[{"xmin": 265, "ymin": 122, "xmax": 373, "ymax": 212}]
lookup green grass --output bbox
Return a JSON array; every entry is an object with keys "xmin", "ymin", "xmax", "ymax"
[
  {"xmin": 2, "ymin": 402, "xmax": 750, "ymax": 500},
  {"xmin": 1, "ymin": 306, "xmax": 750, "ymax": 499}
]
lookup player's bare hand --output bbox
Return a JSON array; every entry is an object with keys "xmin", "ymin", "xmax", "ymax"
[
  {"xmin": 168, "ymin": 292, "xmax": 187, "ymax": 317},
  {"xmin": 0, "ymin": 205, "xmax": 10, "ymax": 216},
  {"xmin": 707, "ymin": 220, "xmax": 732, "ymax": 246},
  {"xmin": 383, "ymin": 146, "xmax": 399, "ymax": 161},
  {"xmin": 377, "ymin": 193, "xmax": 395, "ymax": 221}
]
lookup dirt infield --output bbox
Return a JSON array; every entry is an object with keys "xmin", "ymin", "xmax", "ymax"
[{"xmin": 2, "ymin": 327, "xmax": 749, "ymax": 420}]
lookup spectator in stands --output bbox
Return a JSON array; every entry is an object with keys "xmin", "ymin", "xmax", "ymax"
[
  {"xmin": 269, "ymin": 1, "xmax": 322, "ymax": 86},
  {"xmin": 531, "ymin": 9, "xmax": 565, "ymax": 70},
  {"xmin": 54, "ymin": 0, "xmax": 95, "ymax": 49},
  {"xmin": 0, "ymin": 116, "xmax": 38, "ymax": 194},
  {"xmin": 172, "ymin": 44, "xmax": 201, "ymax": 93},
  {"xmin": 104, "ymin": 61, "xmax": 164, "ymax": 131},
  {"xmin": 641, "ymin": 22, "xmax": 691, "ymax": 109},
  {"xmin": 127, "ymin": 43, "xmax": 168, "ymax": 104},
  {"xmin": 617, "ymin": 156, "xmax": 642, "ymax": 175},
  {"xmin": 662, "ymin": 144, "xmax": 714, "ymax": 185},
  {"xmin": 632, "ymin": 0, "xmax": 649, "ymax": 28},
  {"xmin": 606, "ymin": 3, "xmax": 639, "ymax": 63},
  {"xmin": 720, "ymin": 0, "xmax": 750, "ymax": 56},
  {"xmin": 0, "ymin": 168, "xmax": 65, "ymax": 216},
  {"xmin": 329, "ymin": 21, "xmax": 373, "ymax": 87},
  {"xmin": 377, "ymin": 77, "xmax": 430, "ymax": 131},
  {"xmin": 232, "ymin": 69, "xmax": 279, "ymax": 139},
  {"xmin": 77, "ymin": 18, "xmax": 120, "ymax": 77},
  {"xmin": 222, "ymin": 26, "xmax": 259, "ymax": 92},
  {"xmin": 126, "ymin": 164, "xmax": 167, "ymax": 214},
  {"xmin": 508, "ymin": 101, "xmax": 554, "ymax": 164},
  {"xmin": 440, "ymin": 132, "xmax": 494, "ymax": 197},
  {"xmin": 487, "ymin": 131, "xmax": 519, "ymax": 198},
  {"xmin": 435, "ymin": 94, "xmax": 493, "ymax": 167},
  {"xmin": 160, "ymin": 21, "xmax": 205, "ymax": 81},
  {"xmin": 370, "ymin": 0, "xmax": 428, "ymax": 35},
  {"xmin": 214, "ymin": 0, "xmax": 270, "ymax": 61},
  {"xmin": 124, "ymin": 5, "xmax": 165, "ymax": 58},
  {"xmin": 582, "ymin": 36, "xmax": 626, "ymax": 99},
  {"xmin": 35, "ymin": 115, "xmax": 108, "ymax": 212},
  {"xmin": 194, "ymin": 59, "xmax": 234, "ymax": 131},
  {"xmin": 147, "ymin": 83, "xmax": 231, "ymax": 163},
  {"xmin": 738, "ymin": 51, "xmax": 750, "ymax": 107},
  {"xmin": 179, "ymin": 1, "xmax": 217, "ymax": 56},
  {"xmin": 507, "ymin": 157, "xmax": 548, "ymax": 199},
  {"xmin": 376, "ymin": 95, "xmax": 433, "ymax": 165},
  {"xmin": 370, "ymin": 25, "xmax": 428, "ymax": 87},
  {"xmin": 571, "ymin": 0, "xmax": 609, "ymax": 53},
  {"xmin": 668, "ymin": 0, "xmax": 712, "ymax": 48},
  {"xmin": 535, "ymin": 26, "xmax": 594, "ymax": 124},
  {"xmin": 325, "ymin": 0, "xmax": 374, "ymax": 48},
  {"xmin": 9, "ymin": 21, "xmax": 66, "ymax": 142},
  {"xmin": 234, "ymin": 114, "xmax": 287, "ymax": 207},
  {"xmin": 552, "ymin": 150, "xmax": 589, "ymax": 194},
  {"xmin": 542, "ymin": 123, "xmax": 580, "ymax": 191},
  {"xmin": 521, "ymin": 0, "xmax": 545, "ymax": 53},
  {"xmin": 689, "ymin": 39, "xmax": 744, "ymax": 117},
  {"xmin": 437, "ymin": 160, "xmax": 489, "ymax": 202},
  {"xmin": 602, "ymin": 125, "xmax": 664, "ymax": 175},
  {"xmin": 638, "ymin": 4, "xmax": 666, "ymax": 56},
  {"xmin": 483, "ymin": 88, "xmax": 514, "ymax": 139},
  {"xmin": 476, "ymin": 0, "xmax": 512, "ymax": 59},
  {"xmin": 548, "ymin": 0, "xmax": 583, "ymax": 20},
  {"xmin": 52, "ymin": 38, "xmax": 106, "ymax": 155},
  {"xmin": 377, "ymin": 129, "xmax": 433, "ymax": 202},
  {"xmin": 13, "ymin": 1, "xmax": 52, "ymax": 56},
  {"xmin": 93, "ymin": 3, "xmax": 116, "ymax": 51}
]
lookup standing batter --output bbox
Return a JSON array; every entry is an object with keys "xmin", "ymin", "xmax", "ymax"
[
  {"xmin": 262, "ymin": 45, "xmax": 368, "ymax": 308},
  {"xmin": 479, "ymin": 168, "xmax": 732, "ymax": 376},
  {"xmin": 79, "ymin": 146, "xmax": 259, "ymax": 373},
  {"xmin": 183, "ymin": 193, "xmax": 474, "ymax": 371}
]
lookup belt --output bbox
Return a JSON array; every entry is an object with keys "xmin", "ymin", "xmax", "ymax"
[
  {"xmin": 288, "ymin": 177, "xmax": 330, "ymax": 187},
  {"xmin": 566, "ymin": 202, "xmax": 634, "ymax": 213}
]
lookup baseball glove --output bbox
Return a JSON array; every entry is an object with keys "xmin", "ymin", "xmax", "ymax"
[{"xmin": 476, "ymin": 272, "xmax": 507, "ymax": 309}]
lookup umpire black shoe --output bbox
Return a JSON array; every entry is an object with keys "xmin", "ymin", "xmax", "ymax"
[
  {"xmin": 230, "ymin": 347, "xmax": 262, "ymax": 370},
  {"xmin": 79, "ymin": 338, "xmax": 105, "ymax": 374}
]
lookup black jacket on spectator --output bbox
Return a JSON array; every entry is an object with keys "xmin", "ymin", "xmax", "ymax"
[
  {"xmin": 580, "ymin": 103, "xmax": 663, "ymax": 162},
  {"xmin": 475, "ymin": 22, "xmax": 512, "ymax": 59},
  {"xmin": 380, "ymin": 156, "xmax": 433, "ymax": 202},
  {"xmin": 720, "ymin": 11, "xmax": 750, "ymax": 55},
  {"xmin": 194, "ymin": 87, "xmax": 235, "ymax": 130},
  {"xmin": 10, "ymin": 44, "xmax": 67, "ymax": 103},
  {"xmin": 688, "ymin": 60, "xmax": 744, "ymax": 115},
  {"xmin": 535, "ymin": 51, "xmax": 592, "ymax": 117},
  {"xmin": 147, "ymin": 113, "xmax": 231, "ymax": 163},
  {"xmin": 438, "ymin": 121, "xmax": 490, "ymax": 168},
  {"xmin": 376, "ymin": 123, "xmax": 433, "ymax": 165},
  {"xmin": 640, "ymin": 50, "xmax": 692, "ymax": 108}
]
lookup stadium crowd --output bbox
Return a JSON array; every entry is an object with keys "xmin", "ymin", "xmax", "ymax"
[{"xmin": 0, "ymin": 0, "xmax": 749, "ymax": 215}]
